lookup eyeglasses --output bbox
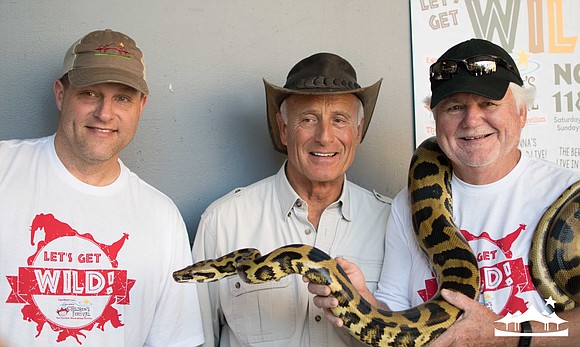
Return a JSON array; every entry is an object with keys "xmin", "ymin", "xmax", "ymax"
[{"xmin": 429, "ymin": 55, "xmax": 519, "ymax": 81}]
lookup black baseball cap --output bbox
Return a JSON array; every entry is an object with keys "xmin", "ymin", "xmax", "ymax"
[{"xmin": 430, "ymin": 39, "xmax": 523, "ymax": 108}]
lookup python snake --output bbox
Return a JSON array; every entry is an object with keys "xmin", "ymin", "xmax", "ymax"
[{"xmin": 174, "ymin": 137, "xmax": 580, "ymax": 346}]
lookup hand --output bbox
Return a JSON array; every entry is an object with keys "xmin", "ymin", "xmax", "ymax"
[
  {"xmin": 304, "ymin": 257, "xmax": 369, "ymax": 328},
  {"xmin": 428, "ymin": 289, "xmax": 515, "ymax": 347}
]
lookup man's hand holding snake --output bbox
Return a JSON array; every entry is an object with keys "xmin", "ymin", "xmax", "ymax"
[{"xmin": 307, "ymin": 257, "xmax": 384, "ymax": 328}]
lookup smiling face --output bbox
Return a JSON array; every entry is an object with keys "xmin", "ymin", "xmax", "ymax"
[
  {"xmin": 276, "ymin": 93, "xmax": 363, "ymax": 190},
  {"xmin": 53, "ymin": 79, "xmax": 147, "ymax": 178},
  {"xmin": 433, "ymin": 88, "xmax": 526, "ymax": 184}
]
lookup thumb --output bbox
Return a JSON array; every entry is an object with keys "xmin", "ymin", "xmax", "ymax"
[{"xmin": 440, "ymin": 289, "xmax": 470, "ymax": 310}]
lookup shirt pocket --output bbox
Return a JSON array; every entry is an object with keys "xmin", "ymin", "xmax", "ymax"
[{"xmin": 226, "ymin": 275, "xmax": 297, "ymax": 344}]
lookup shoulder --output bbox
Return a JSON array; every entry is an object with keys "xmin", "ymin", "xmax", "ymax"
[
  {"xmin": 524, "ymin": 155, "xmax": 580, "ymax": 185},
  {"xmin": 0, "ymin": 136, "xmax": 48, "ymax": 154},
  {"xmin": 0, "ymin": 137, "xmax": 51, "ymax": 169},
  {"xmin": 123, "ymin": 166, "xmax": 182, "ymax": 215},
  {"xmin": 346, "ymin": 180, "xmax": 393, "ymax": 205},
  {"xmin": 202, "ymin": 174, "xmax": 276, "ymax": 214}
]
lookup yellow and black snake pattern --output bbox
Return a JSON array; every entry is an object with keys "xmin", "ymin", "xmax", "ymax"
[
  {"xmin": 529, "ymin": 179, "xmax": 580, "ymax": 311},
  {"xmin": 174, "ymin": 137, "xmax": 580, "ymax": 347}
]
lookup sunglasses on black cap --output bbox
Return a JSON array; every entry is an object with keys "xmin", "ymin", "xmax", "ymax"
[{"xmin": 429, "ymin": 55, "xmax": 519, "ymax": 81}]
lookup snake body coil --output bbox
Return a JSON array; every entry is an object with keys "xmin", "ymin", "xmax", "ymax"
[{"xmin": 174, "ymin": 137, "xmax": 579, "ymax": 346}]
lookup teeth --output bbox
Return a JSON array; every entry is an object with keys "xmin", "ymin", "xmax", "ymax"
[
  {"xmin": 312, "ymin": 152, "xmax": 335, "ymax": 157},
  {"xmin": 464, "ymin": 135, "xmax": 485, "ymax": 140},
  {"xmin": 95, "ymin": 128, "xmax": 113, "ymax": 133}
]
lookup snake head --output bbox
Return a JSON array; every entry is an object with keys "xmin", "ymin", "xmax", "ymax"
[
  {"xmin": 173, "ymin": 265, "xmax": 199, "ymax": 283},
  {"xmin": 173, "ymin": 263, "xmax": 223, "ymax": 283}
]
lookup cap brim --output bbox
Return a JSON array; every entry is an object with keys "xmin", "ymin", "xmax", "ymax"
[
  {"xmin": 430, "ymin": 73, "xmax": 509, "ymax": 109},
  {"xmin": 67, "ymin": 67, "xmax": 149, "ymax": 95},
  {"xmin": 264, "ymin": 78, "xmax": 382, "ymax": 154}
]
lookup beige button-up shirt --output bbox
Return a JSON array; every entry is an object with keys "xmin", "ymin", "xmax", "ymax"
[{"xmin": 192, "ymin": 163, "xmax": 391, "ymax": 347}]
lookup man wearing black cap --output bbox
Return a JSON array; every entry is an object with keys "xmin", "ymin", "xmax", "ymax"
[
  {"xmin": 0, "ymin": 29, "xmax": 204, "ymax": 346},
  {"xmin": 309, "ymin": 39, "xmax": 579, "ymax": 346},
  {"xmin": 192, "ymin": 52, "xmax": 391, "ymax": 346}
]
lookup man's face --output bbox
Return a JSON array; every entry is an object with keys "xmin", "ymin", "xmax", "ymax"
[
  {"xmin": 53, "ymin": 80, "xmax": 147, "ymax": 168},
  {"xmin": 433, "ymin": 88, "xmax": 525, "ymax": 181},
  {"xmin": 276, "ymin": 93, "xmax": 363, "ymax": 187}
]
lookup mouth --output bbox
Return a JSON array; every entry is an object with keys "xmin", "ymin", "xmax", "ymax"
[
  {"xmin": 460, "ymin": 134, "xmax": 491, "ymax": 141},
  {"xmin": 311, "ymin": 152, "xmax": 338, "ymax": 157},
  {"xmin": 87, "ymin": 126, "xmax": 116, "ymax": 133}
]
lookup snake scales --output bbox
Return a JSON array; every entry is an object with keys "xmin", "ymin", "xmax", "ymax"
[{"xmin": 174, "ymin": 137, "xmax": 580, "ymax": 346}]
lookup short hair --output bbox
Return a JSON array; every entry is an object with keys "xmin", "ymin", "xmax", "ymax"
[{"xmin": 509, "ymin": 82, "xmax": 535, "ymax": 111}]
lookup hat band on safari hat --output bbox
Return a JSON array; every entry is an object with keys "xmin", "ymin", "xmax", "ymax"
[
  {"xmin": 264, "ymin": 52, "xmax": 382, "ymax": 154},
  {"xmin": 62, "ymin": 29, "xmax": 149, "ymax": 95}
]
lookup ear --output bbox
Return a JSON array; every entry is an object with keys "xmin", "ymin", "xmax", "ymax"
[
  {"xmin": 54, "ymin": 79, "xmax": 65, "ymax": 111},
  {"xmin": 519, "ymin": 104, "xmax": 527, "ymax": 128},
  {"xmin": 276, "ymin": 112, "xmax": 288, "ymax": 146},
  {"xmin": 356, "ymin": 117, "xmax": 365, "ymax": 144},
  {"xmin": 139, "ymin": 94, "xmax": 148, "ymax": 114}
]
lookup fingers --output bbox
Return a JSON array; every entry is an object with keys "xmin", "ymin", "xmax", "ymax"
[
  {"xmin": 306, "ymin": 279, "xmax": 337, "ymax": 309},
  {"xmin": 313, "ymin": 293, "xmax": 338, "ymax": 310},
  {"xmin": 323, "ymin": 308, "xmax": 344, "ymax": 328},
  {"xmin": 307, "ymin": 281, "xmax": 331, "ymax": 296}
]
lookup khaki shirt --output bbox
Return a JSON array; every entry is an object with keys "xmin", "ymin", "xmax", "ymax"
[{"xmin": 192, "ymin": 163, "xmax": 391, "ymax": 347}]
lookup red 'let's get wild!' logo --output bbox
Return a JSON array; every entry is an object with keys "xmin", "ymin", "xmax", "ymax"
[{"xmin": 5, "ymin": 213, "xmax": 135, "ymax": 344}]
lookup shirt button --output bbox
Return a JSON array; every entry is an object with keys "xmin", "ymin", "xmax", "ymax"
[
  {"xmin": 315, "ymin": 315, "xmax": 322, "ymax": 322},
  {"xmin": 235, "ymin": 282, "xmax": 241, "ymax": 289},
  {"xmin": 295, "ymin": 201, "xmax": 303, "ymax": 208},
  {"xmin": 304, "ymin": 228, "xmax": 312, "ymax": 235}
]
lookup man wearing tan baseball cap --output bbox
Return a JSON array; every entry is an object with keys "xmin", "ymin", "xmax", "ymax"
[{"xmin": 0, "ymin": 29, "xmax": 204, "ymax": 346}]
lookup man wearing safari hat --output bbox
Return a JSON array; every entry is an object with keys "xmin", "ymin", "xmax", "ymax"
[
  {"xmin": 309, "ymin": 39, "xmax": 580, "ymax": 346},
  {"xmin": 192, "ymin": 52, "xmax": 392, "ymax": 346},
  {"xmin": 0, "ymin": 29, "xmax": 204, "ymax": 346}
]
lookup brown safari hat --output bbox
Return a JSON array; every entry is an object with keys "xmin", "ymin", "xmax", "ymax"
[
  {"xmin": 62, "ymin": 29, "xmax": 149, "ymax": 95},
  {"xmin": 264, "ymin": 52, "xmax": 382, "ymax": 154}
]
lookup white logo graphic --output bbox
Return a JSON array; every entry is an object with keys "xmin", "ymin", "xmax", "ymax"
[{"xmin": 494, "ymin": 296, "xmax": 568, "ymax": 337}]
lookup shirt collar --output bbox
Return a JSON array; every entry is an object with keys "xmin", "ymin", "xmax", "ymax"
[{"xmin": 275, "ymin": 161, "xmax": 352, "ymax": 221}]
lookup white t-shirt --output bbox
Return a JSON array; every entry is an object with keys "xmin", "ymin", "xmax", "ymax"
[
  {"xmin": 376, "ymin": 152, "xmax": 580, "ymax": 316},
  {"xmin": 0, "ymin": 136, "xmax": 204, "ymax": 347}
]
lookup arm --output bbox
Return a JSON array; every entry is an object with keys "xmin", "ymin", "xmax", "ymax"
[
  {"xmin": 429, "ymin": 289, "xmax": 579, "ymax": 347},
  {"xmin": 146, "ymin": 209, "xmax": 205, "ymax": 347}
]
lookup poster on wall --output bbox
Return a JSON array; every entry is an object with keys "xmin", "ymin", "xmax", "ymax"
[{"xmin": 410, "ymin": 0, "xmax": 579, "ymax": 171}]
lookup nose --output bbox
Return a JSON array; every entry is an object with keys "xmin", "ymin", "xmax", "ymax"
[
  {"xmin": 314, "ymin": 119, "xmax": 335, "ymax": 145},
  {"xmin": 94, "ymin": 98, "xmax": 114, "ymax": 121},
  {"xmin": 461, "ymin": 106, "xmax": 484, "ymax": 128}
]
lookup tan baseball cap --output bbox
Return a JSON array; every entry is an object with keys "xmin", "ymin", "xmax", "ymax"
[{"xmin": 62, "ymin": 29, "xmax": 149, "ymax": 95}]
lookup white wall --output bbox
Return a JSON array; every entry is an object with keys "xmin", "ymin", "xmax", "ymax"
[{"xmin": 0, "ymin": 1, "xmax": 415, "ymax": 241}]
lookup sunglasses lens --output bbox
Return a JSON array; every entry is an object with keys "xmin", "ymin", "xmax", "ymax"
[
  {"xmin": 466, "ymin": 58, "xmax": 497, "ymax": 76},
  {"xmin": 431, "ymin": 55, "xmax": 509, "ymax": 80},
  {"xmin": 430, "ymin": 61, "xmax": 458, "ymax": 80}
]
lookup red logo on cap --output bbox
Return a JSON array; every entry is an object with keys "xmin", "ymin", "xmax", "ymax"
[{"xmin": 95, "ymin": 42, "xmax": 131, "ymax": 58}]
